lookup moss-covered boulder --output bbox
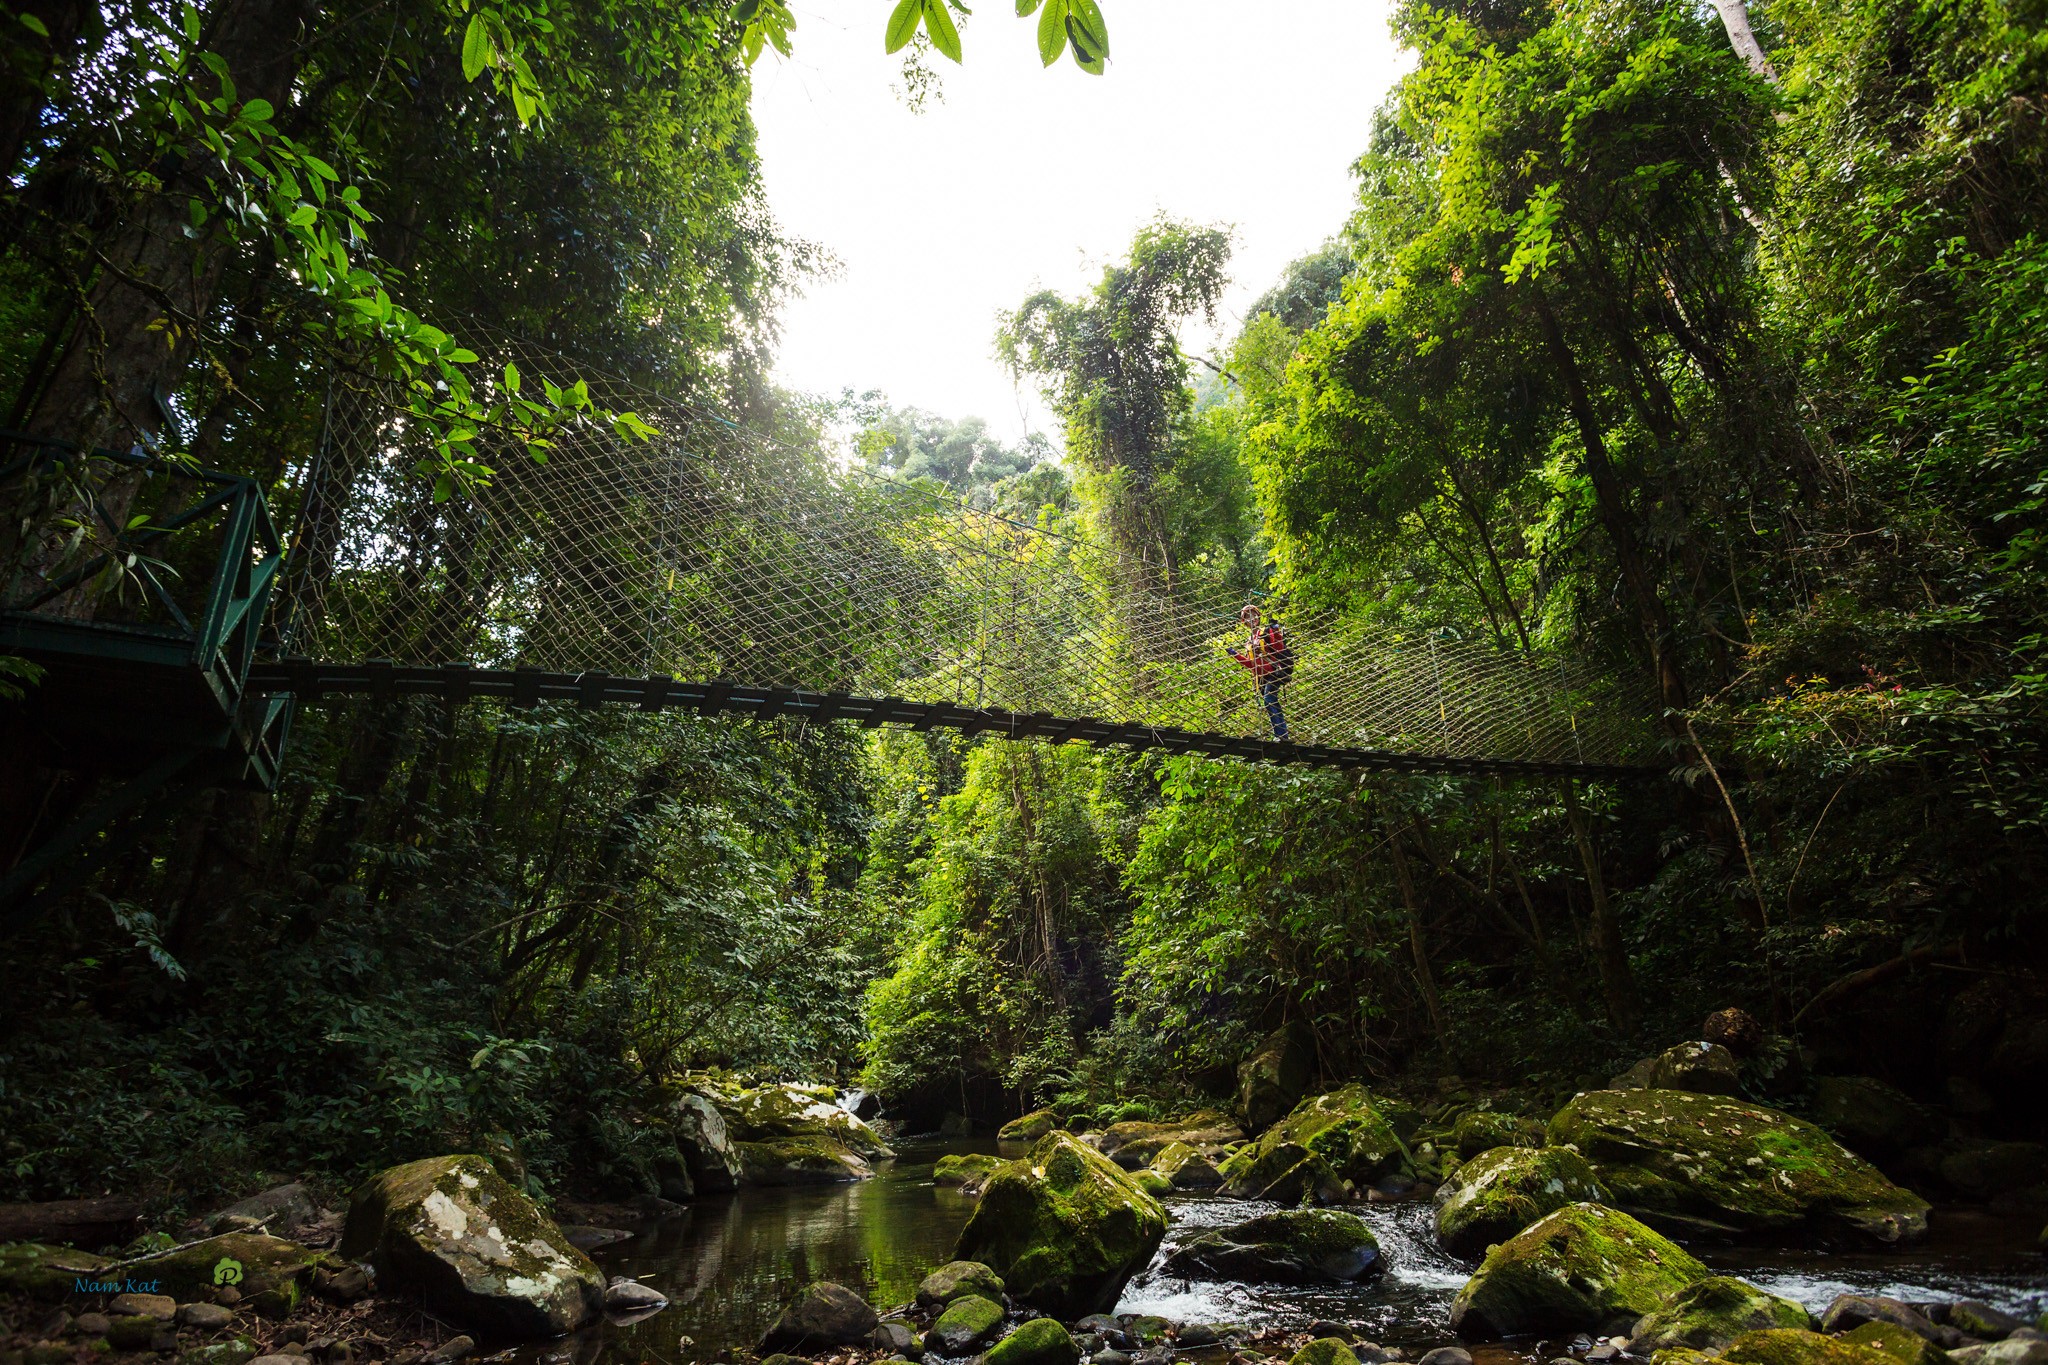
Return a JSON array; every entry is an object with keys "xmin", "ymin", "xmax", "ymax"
[
  {"xmin": 340, "ymin": 1154, "xmax": 603, "ymax": 1337},
  {"xmin": 1632, "ymin": 1277, "xmax": 1812, "ymax": 1352},
  {"xmin": 1000, "ymin": 1111, "xmax": 1061, "ymax": 1144},
  {"xmin": 1289, "ymin": 1340, "xmax": 1362, "ymax": 1365},
  {"xmin": 1723, "ymin": 1330, "xmax": 1895, "ymax": 1365},
  {"xmin": 1152, "ymin": 1142, "xmax": 1223, "ymax": 1190},
  {"xmin": 1841, "ymin": 1322, "xmax": 1953, "ymax": 1365},
  {"xmin": 935, "ymin": 1153, "xmax": 1005, "ymax": 1191},
  {"xmin": 1099, "ymin": 1112, "xmax": 1243, "ymax": 1169},
  {"xmin": 683, "ymin": 1073, "xmax": 895, "ymax": 1169},
  {"xmin": 1218, "ymin": 1086, "xmax": 1404, "ymax": 1203},
  {"xmin": 124, "ymin": 1234, "xmax": 328, "ymax": 1316},
  {"xmin": 1238, "ymin": 1027, "xmax": 1313, "ymax": 1135},
  {"xmin": 916, "ymin": 1260, "xmax": 1005, "ymax": 1309},
  {"xmin": 925, "ymin": 1294, "xmax": 1005, "ymax": 1354},
  {"xmin": 1163, "ymin": 1210, "xmax": 1382, "ymax": 1285},
  {"xmin": 1448, "ymin": 1202, "xmax": 1708, "ymax": 1337},
  {"xmin": 0, "ymin": 1243, "xmax": 115, "ymax": 1300},
  {"xmin": 984, "ymin": 1318, "xmax": 1080, "ymax": 1365},
  {"xmin": 1432, "ymin": 1147, "xmax": 1608, "ymax": 1260},
  {"xmin": 738, "ymin": 1135, "xmax": 875, "ymax": 1185},
  {"xmin": 1548, "ymin": 1090, "xmax": 1931, "ymax": 1245},
  {"xmin": 953, "ymin": 1131, "xmax": 1168, "ymax": 1318},
  {"xmin": 1644, "ymin": 1042, "xmax": 1744, "ymax": 1095},
  {"xmin": 1452, "ymin": 1112, "xmax": 1544, "ymax": 1158},
  {"xmin": 1131, "ymin": 1169, "xmax": 1173, "ymax": 1196}
]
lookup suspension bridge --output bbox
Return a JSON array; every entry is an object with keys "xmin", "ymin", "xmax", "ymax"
[{"xmin": 0, "ymin": 343, "xmax": 1655, "ymax": 907}]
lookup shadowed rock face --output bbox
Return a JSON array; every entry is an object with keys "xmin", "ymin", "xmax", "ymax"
[
  {"xmin": 341, "ymin": 1154, "xmax": 603, "ymax": 1338},
  {"xmin": 758, "ymin": 1281, "xmax": 880, "ymax": 1353},
  {"xmin": 1164, "ymin": 1209, "xmax": 1382, "ymax": 1285},
  {"xmin": 954, "ymin": 1131, "xmax": 1167, "ymax": 1318},
  {"xmin": 1448, "ymin": 1202, "xmax": 1708, "ymax": 1337},
  {"xmin": 1547, "ymin": 1089, "xmax": 1932, "ymax": 1245}
]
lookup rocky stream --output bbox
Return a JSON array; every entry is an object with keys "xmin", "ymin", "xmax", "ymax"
[{"xmin": 4, "ymin": 1039, "xmax": 2046, "ymax": 1365}]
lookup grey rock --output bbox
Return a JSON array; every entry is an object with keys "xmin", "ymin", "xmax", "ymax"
[
  {"xmin": 311, "ymin": 1265, "xmax": 369, "ymax": 1304},
  {"xmin": 1951, "ymin": 1303, "xmax": 2029, "ymax": 1341},
  {"xmin": 1950, "ymin": 1344, "xmax": 2048, "ymax": 1365},
  {"xmin": 1417, "ymin": 1350, "xmax": 1471, "ymax": 1365},
  {"xmin": 604, "ymin": 1278, "xmax": 668, "ymax": 1312},
  {"xmin": 250, "ymin": 1356, "xmax": 300, "ymax": 1365},
  {"xmin": 1074, "ymin": 1318, "xmax": 1122, "ymax": 1337},
  {"xmin": 340, "ymin": 1154, "xmax": 603, "ymax": 1338},
  {"xmin": 1091, "ymin": 1353, "xmax": 1132, "ymax": 1365},
  {"xmin": 671, "ymin": 1093, "xmax": 744, "ymax": 1193},
  {"xmin": 75, "ymin": 1313, "xmax": 113, "ymax": 1336},
  {"xmin": 422, "ymin": 1338, "xmax": 473, "ymax": 1365},
  {"xmin": 873, "ymin": 1323, "xmax": 921, "ymax": 1355},
  {"xmin": 1306, "ymin": 1323, "xmax": 1358, "ymax": 1343},
  {"xmin": 213, "ymin": 1184, "xmax": 320, "ymax": 1237},
  {"xmin": 178, "ymin": 1303, "xmax": 235, "ymax": 1330},
  {"xmin": 759, "ymin": 1282, "xmax": 880, "ymax": 1353},
  {"xmin": 1821, "ymin": 1296, "xmax": 1945, "ymax": 1343}
]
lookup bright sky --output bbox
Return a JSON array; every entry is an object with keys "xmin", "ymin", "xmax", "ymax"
[{"xmin": 749, "ymin": 1, "xmax": 1407, "ymax": 447}]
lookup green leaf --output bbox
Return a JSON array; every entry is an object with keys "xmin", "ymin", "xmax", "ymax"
[
  {"xmin": 885, "ymin": 0, "xmax": 922, "ymax": 53},
  {"xmin": 922, "ymin": 0, "xmax": 962, "ymax": 61},
  {"xmin": 461, "ymin": 13, "xmax": 493, "ymax": 82},
  {"xmin": 287, "ymin": 204, "xmax": 317, "ymax": 226},
  {"xmin": 503, "ymin": 362, "xmax": 521, "ymax": 392},
  {"xmin": 1066, "ymin": 0, "xmax": 1107, "ymax": 63},
  {"xmin": 449, "ymin": 348, "xmax": 480, "ymax": 364},
  {"xmin": 735, "ymin": 0, "xmax": 761, "ymax": 18},
  {"xmin": 1036, "ymin": 0, "xmax": 1068, "ymax": 65},
  {"xmin": 239, "ymin": 96, "xmax": 272, "ymax": 122},
  {"xmin": 1015, "ymin": 0, "xmax": 1040, "ymax": 14},
  {"xmin": 18, "ymin": 13, "xmax": 50, "ymax": 37}
]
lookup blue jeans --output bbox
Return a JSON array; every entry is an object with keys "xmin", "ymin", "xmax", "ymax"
[{"xmin": 1260, "ymin": 677, "xmax": 1289, "ymax": 741}]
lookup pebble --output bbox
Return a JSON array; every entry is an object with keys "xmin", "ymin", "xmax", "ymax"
[
  {"xmin": 75, "ymin": 1313, "xmax": 113, "ymax": 1337},
  {"xmin": 1416, "ymin": 1349, "xmax": 1472, "ymax": 1365},
  {"xmin": 1092, "ymin": 1354, "xmax": 1133, "ymax": 1365},
  {"xmin": 1586, "ymin": 1348, "xmax": 1620, "ymax": 1362},
  {"xmin": 252, "ymin": 1356, "xmax": 301, "ymax": 1365},
  {"xmin": 180, "ymin": 1303, "xmax": 236, "ymax": 1330},
  {"xmin": 1306, "ymin": 1323, "xmax": 1357, "ymax": 1343},
  {"xmin": 215, "ymin": 1287, "xmax": 243, "ymax": 1307}
]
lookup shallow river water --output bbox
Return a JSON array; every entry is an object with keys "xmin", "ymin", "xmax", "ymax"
[{"xmin": 544, "ymin": 1139, "xmax": 2046, "ymax": 1365}]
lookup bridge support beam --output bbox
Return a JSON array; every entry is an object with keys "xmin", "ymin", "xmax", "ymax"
[{"xmin": 246, "ymin": 660, "xmax": 1656, "ymax": 780}]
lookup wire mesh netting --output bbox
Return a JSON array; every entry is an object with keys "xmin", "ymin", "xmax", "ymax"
[{"xmin": 281, "ymin": 342, "xmax": 1652, "ymax": 767}]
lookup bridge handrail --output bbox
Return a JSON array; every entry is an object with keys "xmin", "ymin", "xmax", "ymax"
[{"xmin": 0, "ymin": 429, "xmax": 283, "ymax": 711}]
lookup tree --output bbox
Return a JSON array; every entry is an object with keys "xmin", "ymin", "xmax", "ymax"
[{"xmin": 996, "ymin": 217, "xmax": 1231, "ymax": 602}]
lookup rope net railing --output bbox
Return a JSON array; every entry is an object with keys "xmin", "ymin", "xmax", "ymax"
[{"xmin": 279, "ymin": 342, "xmax": 1652, "ymax": 768}]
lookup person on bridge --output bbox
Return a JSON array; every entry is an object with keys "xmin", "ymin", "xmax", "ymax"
[{"xmin": 1228, "ymin": 603, "xmax": 1291, "ymax": 741}]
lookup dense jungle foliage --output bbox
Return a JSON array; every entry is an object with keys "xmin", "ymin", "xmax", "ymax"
[{"xmin": 2, "ymin": 0, "xmax": 2044, "ymax": 1208}]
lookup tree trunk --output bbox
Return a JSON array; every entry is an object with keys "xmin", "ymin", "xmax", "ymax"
[
  {"xmin": 1708, "ymin": 0, "xmax": 1778, "ymax": 82},
  {"xmin": 10, "ymin": 0, "xmax": 318, "ymax": 615},
  {"xmin": 1532, "ymin": 287, "xmax": 1692, "ymax": 727},
  {"xmin": 0, "ymin": 0, "xmax": 94, "ymax": 189},
  {"xmin": 1564, "ymin": 780, "xmax": 1639, "ymax": 1034},
  {"xmin": 1387, "ymin": 830, "xmax": 1445, "ymax": 1039}
]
